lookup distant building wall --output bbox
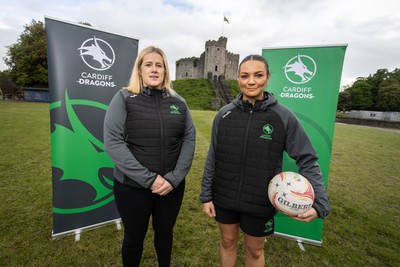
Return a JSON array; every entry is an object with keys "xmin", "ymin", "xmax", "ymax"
[{"xmin": 23, "ymin": 88, "xmax": 49, "ymax": 102}]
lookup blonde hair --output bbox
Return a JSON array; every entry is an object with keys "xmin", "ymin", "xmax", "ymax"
[{"xmin": 126, "ymin": 46, "xmax": 175, "ymax": 94}]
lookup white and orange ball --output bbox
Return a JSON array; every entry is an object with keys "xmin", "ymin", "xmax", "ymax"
[{"xmin": 268, "ymin": 172, "xmax": 314, "ymax": 216}]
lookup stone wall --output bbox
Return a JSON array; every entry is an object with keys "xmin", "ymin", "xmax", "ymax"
[
  {"xmin": 175, "ymin": 57, "xmax": 203, "ymax": 80},
  {"xmin": 225, "ymin": 52, "xmax": 240, "ymax": 80}
]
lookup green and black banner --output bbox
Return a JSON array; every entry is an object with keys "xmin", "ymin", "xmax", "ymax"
[
  {"xmin": 262, "ymin": 45, "xmax": 347, "ymax": 246},
  {"xmin": 45, "ymin": 17, "xmax": 138, "ymax": 237}
]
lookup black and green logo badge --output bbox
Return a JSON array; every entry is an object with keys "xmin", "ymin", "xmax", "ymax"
[
  {"xmin": 170, "ymin": 104, "xmax": 181, "ymax": 114},
  {"xmin": 264, "ymin": 219, "xmax": 274, "ymax": 233},
  {"xmin": 260, "ymin": 124, "xmax": 273, "ymax": 140}
]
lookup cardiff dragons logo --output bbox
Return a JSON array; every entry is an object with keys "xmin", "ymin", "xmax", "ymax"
[
  {"xmin": 50, "ymin": 91, "xmax": 114, "ymax": 214},
  {"xmin": 283, "ymin": 54, "xmax": 317, "ymax": 84},
  {"xmin": 78, "ymin": 36, "xmax": 115, "ymax": 71}
]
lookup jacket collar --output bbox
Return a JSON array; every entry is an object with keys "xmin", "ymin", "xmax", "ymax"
[
  {"xmin": 141, "ymin": 87, "xmax": 169, "ymax": 98},
  {"xmin": 232, "ymin": 91, "xmax": 277, "ymax": 111}
]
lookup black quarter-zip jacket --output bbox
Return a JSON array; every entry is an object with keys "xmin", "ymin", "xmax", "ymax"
[
  {"xmin": 104, "ymin": 87, "xmax": 196, "ymax": 189},
  {"xmin": 200, "ymin": 92, "xmax": 331, "ymax": 218}
]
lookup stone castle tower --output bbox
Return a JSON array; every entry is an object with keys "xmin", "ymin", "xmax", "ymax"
[{"xmin": 175, "ymin": 37, "xmax": 239, "ymax": 80}]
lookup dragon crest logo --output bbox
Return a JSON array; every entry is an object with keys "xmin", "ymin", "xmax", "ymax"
[
  {"xmin": 264, "ymin": 219, "xmax": 273, "ymax": 233},
  {"xmin": 170, "ymin": 104, "xmax": 181, "ymax": 114},
  {"xmin": 263, "ymin": 124, "xmax": 274, "ymax": 135},
  {"xmin": 283, "ymin": 54, "xmax": 316, "ymax": 84},
  {"xmin": 260, "ymin": 124, "xmax": 273, "ymax": 140},
  {"xmin": 78, "ymin": 37, "xmax": 115, "ymax": 71}
]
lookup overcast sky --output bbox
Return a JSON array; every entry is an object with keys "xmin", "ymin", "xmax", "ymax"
[{"xmin": 0, "ymin": 0, "xmax": 399, "ymax": 87}]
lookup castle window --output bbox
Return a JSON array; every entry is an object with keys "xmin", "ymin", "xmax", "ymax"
[
  {"xmin": 215, "ymin": 66, "xmax": 218, "ymax": 71},
  {"xmin": 186, "ymin": 72, "xmax": 188, "ymax": 77}
]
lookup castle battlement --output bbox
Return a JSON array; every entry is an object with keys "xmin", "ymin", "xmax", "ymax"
[
  {"xmin": 176, "ymin": 37, "xmax": 239, "ymax": 80},
  {"xmin": 205, "ymin": 37, "xmax": 227, "ymax": 48},
  {"xmin": 176, "ymin": 56, "xmax": 198, "ymax": 62}
]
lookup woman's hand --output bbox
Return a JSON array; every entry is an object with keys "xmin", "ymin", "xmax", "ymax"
[
  {"xmin": 289, "ymin": 208, "xmax": 318, "ymax": 222},
  {"xmin": 202, "ymin": 201, "xmax": 216, "ymax": 217},
  {"xmin": 151, "ymin": 175, "xmax": 164, "ymax": 190},
  {"xmin": 151, "ymin": 175, "xmax": 173, "ymax": 196}
]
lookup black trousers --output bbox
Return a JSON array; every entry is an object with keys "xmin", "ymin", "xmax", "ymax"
[{"xmin": 113, "ymin": 179, "xmax": 185, "ymax": 267}]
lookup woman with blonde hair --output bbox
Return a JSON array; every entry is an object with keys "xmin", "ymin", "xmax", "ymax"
[
  {"xmin": 126, "ymin": 46, "xmax": 175, "ymax": 94},
  {"xmin": 104, "ymin": 46, "xmax": 196, "ymax": 266}
]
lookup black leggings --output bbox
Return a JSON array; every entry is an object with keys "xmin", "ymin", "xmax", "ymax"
[{"xmin": 113, "ymin": 179, "xmax": 185, "ymax": 267}]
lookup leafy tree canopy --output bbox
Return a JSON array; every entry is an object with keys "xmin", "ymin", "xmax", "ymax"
[
  {"xmin": 337, "ymin": 90, "xmax": 351, "ymax": 111},
  {"xmin": 376, "ymin": 83, "xmax": 400, "ymax": 111},
  {"xmin": 341, "ymin": 68, "xmax": 400, "ymax": 111},
  {"xmin": 348, "ymin": 80, "xmax": 373, "ymax": 110},
  {"xmin": 4, "ymin": 20, "xmax": 47, "ymax": 87}
]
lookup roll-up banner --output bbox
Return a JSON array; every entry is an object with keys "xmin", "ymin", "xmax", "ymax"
[
  {"xmin": 45, "ymin": 16, "xmax": 139, "ymax": 238},
  {"xmin": 262, "ymin": 45, "xmax": 347, "ymax": 246}
]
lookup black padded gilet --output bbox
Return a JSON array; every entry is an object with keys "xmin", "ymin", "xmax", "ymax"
[
  {"xmin": 213, "ymin": 102, "xmax": 286, "ymax": 217},
  {"xmin": 125, "ymin": 91, "xmax": 187, "ymax": 177}
]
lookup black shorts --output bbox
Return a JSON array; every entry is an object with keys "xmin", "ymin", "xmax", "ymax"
[{"xmin": 215, "ymin": 206, "xmax": 274, "ymax": 237}]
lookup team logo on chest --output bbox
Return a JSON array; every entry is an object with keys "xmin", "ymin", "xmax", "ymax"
[
  {"xmin": 170, "ymin": 104, "xmax": 181, "ymax": 114},
  {"xmin": 260, "ymin": 124, "xmax": 274, "ymax": 140}
]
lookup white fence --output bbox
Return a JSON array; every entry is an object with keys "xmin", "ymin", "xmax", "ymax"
[{"xmin": 345, "ymin": 110, "xmax": 400, "ymax": 122}]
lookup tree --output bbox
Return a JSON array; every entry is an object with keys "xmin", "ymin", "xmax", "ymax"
[
  {"xmin": 0, "ymin": 71, "xmax": 21, "ymax": 99},
  {"xmin": 366, "ymin": 69, "xmax": 390, "ymax": 109},
  {"xmin": 4, "ymin": 20, "xmax": 47, "ymax": 87},
  {"xmin": 379, "ymin": 77, "xmax": 398, "ymax": 88},
  {"xmin": 337, "ymin": 90, "xmax": 352, "ymax": 111},
  {"xmin": 388, "ymin": 68, "xmax": 400, "ymax": 82},
  {"xmin": 347, "ymin": 80, "xmax": 373, "ymax": 110},
  {"xmin": 376, "ymin": 82, "xmax": 400, "ymax": 111}
]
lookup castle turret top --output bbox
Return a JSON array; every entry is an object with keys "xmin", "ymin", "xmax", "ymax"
[{"xmin": 205, "ymin": 37, "xmax": 227, "ymax": 48}]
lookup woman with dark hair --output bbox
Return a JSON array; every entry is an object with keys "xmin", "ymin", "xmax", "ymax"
[{"xmin": 200, "ymin": 54, "xmax": 330, "ymax": 266}]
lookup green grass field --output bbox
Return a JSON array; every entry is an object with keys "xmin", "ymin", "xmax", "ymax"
[{"xmin": 0, "ymin": 101, "xmax": 399, "ymax": 266}]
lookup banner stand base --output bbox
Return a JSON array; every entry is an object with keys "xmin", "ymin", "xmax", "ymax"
[
  {"xmin": 273, "ymin": 232, "xmax": 322, "ymax": 247},
  {"xmin": 116, "ymin": 219, "xmax": 122, "ymax": 230},
  {"xmin": 71, "ymin": 220, "xmax": 120, "ymax": 242},
  {"xmin": 297, "ymin": 241, "xmax": 306, "ymax": 251},
  {"xmin": 75, "ymin": 220, "xmax": 122, "ymax": 242},
  {"xmin": 52, "ymin": 218, "xmax": 121, "ymax": 240},
  {"xmin": 75, "ymin": 230, "xmax": 81, "ymax": 242}
]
